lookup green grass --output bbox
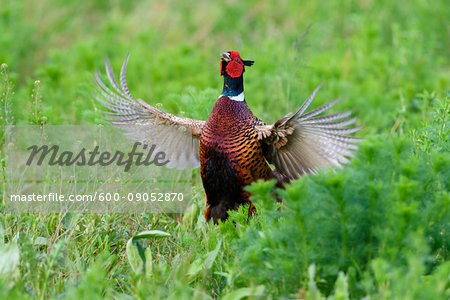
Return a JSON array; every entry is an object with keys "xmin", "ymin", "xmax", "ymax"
[{"xmin": 1, "ymin": 0, "xmax": 449, "ymax": 298}]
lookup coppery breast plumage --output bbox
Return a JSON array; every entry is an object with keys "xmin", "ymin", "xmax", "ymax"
[{"xmin": 200, "ymin": 96, "xmax": 274, "ymax": 222}]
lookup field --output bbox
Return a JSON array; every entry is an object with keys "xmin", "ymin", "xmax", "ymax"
[{"xmin": 1, "ymin": 0, "xmax": 449, "ymax": 299}]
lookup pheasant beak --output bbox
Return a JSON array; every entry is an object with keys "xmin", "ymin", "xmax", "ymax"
[{"xmin": 221, "ymin": 52, "xmax": 231, "ymax": 62}]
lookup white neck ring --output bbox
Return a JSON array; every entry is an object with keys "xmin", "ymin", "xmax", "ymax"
[{"xmin": 220, "ymin": 91, "xmax": 245, "ymax": 102}]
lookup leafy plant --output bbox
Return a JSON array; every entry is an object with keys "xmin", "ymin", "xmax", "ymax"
[
  {"xmin": 126, "ymin": 230, "xmax": 170, "ymax": 276},
  {"xmin": 0, "ymin": 64, "xmax": 14, "ymax": 147},
  {"xmin": 226, "ymin": 95, "xmax": 449, "ymax": 298},
  {"xmin": 28, "ymin": 80, "xmax": 47, "ymax": 125}
]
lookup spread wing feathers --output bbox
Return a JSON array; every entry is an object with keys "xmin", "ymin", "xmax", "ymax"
[
  {"xmin": 256, "ymin": 85, "xmax": 362, "ymax": 179},
  {"xmin": 93, "ymin": 55, "xmax": 206, "ymax": 169}
]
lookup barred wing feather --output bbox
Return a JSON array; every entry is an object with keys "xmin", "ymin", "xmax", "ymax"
[
  {"xmin": 256, "ymin": 85, "xmax": 362, "ymax": 179},
  {"xmin": 94, "ymin": 55, "xmax": 205, "ymax": 169}
]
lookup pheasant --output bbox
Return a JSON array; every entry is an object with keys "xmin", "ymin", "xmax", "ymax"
[{"xmin": 94, "ymin": 50, "xmax": 361, "ymax": 223}]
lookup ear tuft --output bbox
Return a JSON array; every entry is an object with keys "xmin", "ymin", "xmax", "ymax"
[{"xmin": 243, "ymin": 60, "xmax": 255, "ymax": 67}]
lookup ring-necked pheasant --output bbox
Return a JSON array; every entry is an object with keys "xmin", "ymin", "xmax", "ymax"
[{"xmin": 94, "ymin": 50, "xmax": 361, "ymax": 223}]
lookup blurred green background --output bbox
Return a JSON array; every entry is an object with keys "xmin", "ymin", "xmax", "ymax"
[
  {"xmin": 1, "ymin": 0, "xmax": 448, "ymax": 129},
  {"xmin": 0, "ymin": 0, "xmax": 449, "ymax": 299}
]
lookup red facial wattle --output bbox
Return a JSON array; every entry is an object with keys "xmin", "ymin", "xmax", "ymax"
[
  {"xmin": 220, "ymin": 50, "xmax": 245, "ymax": 78},
  {"xmin": 228, "ymin": 50, "xmax": 240, "ymax": 59},
  {"xmin": 226, "ymin": 60, "xmax": 244, "ymax": 78}
]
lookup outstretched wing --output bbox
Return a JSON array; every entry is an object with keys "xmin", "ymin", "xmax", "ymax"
[
  {"xmin": 94, "ymin": 55, "xmax": 205, "ymax": 169},
  {"xmin": 255, "ymin": 85, "xmax": 361, "ymax": 179}
]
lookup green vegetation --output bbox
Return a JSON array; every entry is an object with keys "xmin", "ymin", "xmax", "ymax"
[{"xmin": 1, "ymin": 0, "xmax": 449, "ymax": 298}]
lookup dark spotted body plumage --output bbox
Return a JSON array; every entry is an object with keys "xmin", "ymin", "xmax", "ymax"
[{"xmin": 200, "ymin": 96, "xmax": 273, "ymax": 222}]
